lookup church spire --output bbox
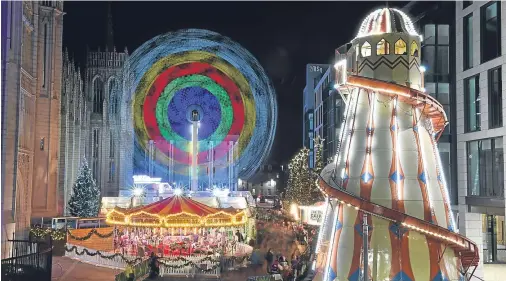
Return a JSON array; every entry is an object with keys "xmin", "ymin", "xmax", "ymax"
[{"xmin": 106, "ymin": 1, "xmax": 114, "ymax": 51}]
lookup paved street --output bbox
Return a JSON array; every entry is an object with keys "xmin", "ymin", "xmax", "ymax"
[
  {"xmin": 52, "ymin": 221, "xmax": 299, "ymax": 281},
  {"xmin": 51, "ymin": 256, "xmax": 122, "ymax": 281}
]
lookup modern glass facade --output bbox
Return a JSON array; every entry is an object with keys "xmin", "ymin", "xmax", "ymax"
[{"xmin": 457, "ymin": 1, "xmax": 506, "ymax": 274}]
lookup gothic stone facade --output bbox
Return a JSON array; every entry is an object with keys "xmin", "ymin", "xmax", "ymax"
[
  {"xmin": 60, "ymin": 46, "xmax": 129, "ymax": 215},
  {"xmin": 1, "ymin": 1, "xmax": 64, "ymax": 256}
]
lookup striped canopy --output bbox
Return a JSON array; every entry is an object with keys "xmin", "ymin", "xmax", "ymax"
[
  {"xmin": 106, "ymin": 195, "xmax": 245, "ymax": 228},
  {"xmin": 121, "ymin": 195, "xmax": 221, "ymax": 216}
]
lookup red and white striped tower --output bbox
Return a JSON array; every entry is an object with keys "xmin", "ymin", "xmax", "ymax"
[{"xmin": 314, "ymin": 8, "xmax": 479, "ymax": 281}]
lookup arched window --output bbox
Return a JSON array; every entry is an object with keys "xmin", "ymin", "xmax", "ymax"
[
  {"xmin": 394, "ymin": 39, "xmax": 407, "ymax": 55},
  {"xmin": 361, "ymin": 41, "xmax": 371, "ymax": 57},
  {"xmin": 108, "ymin": 79, "xmax": 118, "ymax": 115},
  {"xmin": 410, "ymin": 41, "xmax": 419, "ymax": 57},
  {"xmin": 92, "ymin": 78, "xmax": 104, "ymax": 114},
  {"xmin": 377, "ymin": 39, "xmax": 390, "ymax": 55}
]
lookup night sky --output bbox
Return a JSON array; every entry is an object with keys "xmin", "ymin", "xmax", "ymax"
[{"xmin": 63, "ymin": 1, "xmax": 411, "ymax": 165}]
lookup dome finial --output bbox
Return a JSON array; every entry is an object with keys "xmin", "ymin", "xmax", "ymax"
[{"xmin": 354, "ymin": 8, "xmax": 420, "ymax": 40}]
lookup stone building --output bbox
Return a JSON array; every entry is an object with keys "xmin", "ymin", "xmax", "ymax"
[
  {"xmin": 1, "ymin": 1, "xmax": 64, "ymax": 256},
  {"xmin": 59, "ymin": 4, "xmax": 129, "ymax": 214},
  {"xmin": 241, "ymin": 163, "xmax": 288, "ymax": 197}
]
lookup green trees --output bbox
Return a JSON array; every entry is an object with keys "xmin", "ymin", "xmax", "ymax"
[{"xmin": 67, "ymin": 158, "xmax": 101, "ymax": 217}]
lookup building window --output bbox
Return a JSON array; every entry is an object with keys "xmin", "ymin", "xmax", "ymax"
[
  {"xmin": 422, "ymin": 46, "xmax": 436, "ymax": 82},
  {"xmin": 109, "ymin": 161, "xmax": 115, "ymax": 182},
  {"xmin": 463, "ymin": 1, "xmax": 472, "ymax": 9},
  {"xmin": 481, "ymin": 1, "xmax": 501, "ymax": 63},
  {"xmin": 92, "ymin": 129, "xmax": 100, "ymax": 182},
  {"xmin": 109, "ymin": 79, "xmax": 118, "ymax": 115},
  {"xmin": 376, "ymin": 39, "xmax": 389, "ymax": 55},
  {"xmin": 93, "ymin": 78, "xmax": 104, "ymax": 114},
  {"xmin": 22, "ymin": 26, "xmax": 32, "ymax": 74},
  {"xmin": 464, "ymin": 75, "xmax": 480, "ymax": 132},
  {"xmin": 467, "ymin": 137, "xmax": 504, "ymax": 197},
  {"xmin": 424, "ymin": 24, "xmax": 436, "ymax": 44},
  {"xmin": 437, "ymin": 25, "xmax": 450, "ymax": 45},
  {"xmin": 437, "ymin": 45, "xmax": 449, "ymax": 75},
  {"xmin": 109, "ymin": 132, "xmax": 115, "ymax": 158},
  {"xmin": 489, "ymin": 67, "xmax": 502, "ymax": 128},
  {"xmin": 463, "ymin": 14, "xmax": 473, "ymax": 70},
  {"xmin": 482, "ymin": 214, "xmax": 506, "ymax": 263},
  {"xmin": 361, "ymin": 41, "xmax": 371, "ymax": 57},
  {"xmin": 42, "ymin": 23, "xmax": 48, "ymax": 88},
  {"xmin": 394, "ymin": 39, "xmax": 407, "ymax": 55},
  {"xmin": 410, "ymin": 41, "xmax": 419, "ymax": 57}
]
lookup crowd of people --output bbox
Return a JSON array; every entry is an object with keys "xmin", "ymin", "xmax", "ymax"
[
  {"xmin": 252, "ymin": 208, "xmax": 316, "ymax": 281},
  {"xmin": 265, "ymin": 248, "xmax": 303, "ymax": 279}
]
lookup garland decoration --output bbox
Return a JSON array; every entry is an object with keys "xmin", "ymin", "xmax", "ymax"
[
  {"xmin": 30, "ymin": 227, "xmax": 115, "ymax": 241},
  {"xmin": 65, "ymin": 245, "xmax": 143, "ymax": 265},
  {"xmin": 67, "ymin": 228, "xmax": 114, "ymax": 240},
  {"xmin": 30, "ymin": 226, "xmax": 66, "ymax": 241},
  {"xmin": 158, "ymin": 257, "xmax": 221, "ymax": 272}
]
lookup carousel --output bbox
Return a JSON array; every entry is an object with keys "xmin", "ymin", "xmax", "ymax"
[{"xmin": 106, "ymin": 195, "xmax": 249, "ymax": 257}]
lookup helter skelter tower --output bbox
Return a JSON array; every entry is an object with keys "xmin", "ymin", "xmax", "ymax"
[{"xmin": 314, "ymin": 8, "xmax": 479, "ymax": 281}]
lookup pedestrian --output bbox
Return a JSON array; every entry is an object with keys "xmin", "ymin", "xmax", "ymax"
[
  {"xmin": 265, "ymin": 248, "xmax": 274, "ymax": 273},
  {"xmin": 291, "ymin": 255, "xmax": 299, "ymax": 277},
  {"xmin": 148, "ymin": 252, "xmax": 159, "ymax": 279},
  {"xmin": 235, "ymin": 229, "xmax": 244, "ymax": 243}
]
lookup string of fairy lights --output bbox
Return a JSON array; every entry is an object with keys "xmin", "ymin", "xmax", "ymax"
[
  {"xmin": 285, "ymin": 136, "xmax": 325, "ymax": 206},
  {"xmin": 106, "ymin": 210, "xmax": 247, "ymax": 228}
]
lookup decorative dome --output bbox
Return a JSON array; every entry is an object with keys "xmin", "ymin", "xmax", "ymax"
[{"xmin": 355, "ymin": 8, "xmax": 420, "ymax": 39}]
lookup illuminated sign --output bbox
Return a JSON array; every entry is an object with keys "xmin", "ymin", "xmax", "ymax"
[
  {"xmin": 133, "ymin": 175, "xmax": 162, "ymax": 184},
  {"xmin": 309, "ymin": 65, "xmax": 324, "ymax": 73},
  {"xmin": 310, "ymin": 210, "xmax": 323, "ymax": 223}
]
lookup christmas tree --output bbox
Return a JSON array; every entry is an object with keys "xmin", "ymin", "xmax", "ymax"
[
  {"xmin": 68, "ymin": 158, "xmax": 101, "ymax": 217},
  {"xmin": 285, "ymin": 138, "xmax": 325, "ymax": 206},
  {"xmin": 313, "ymin": 136, "xmax": 324, "ymax": 175}
]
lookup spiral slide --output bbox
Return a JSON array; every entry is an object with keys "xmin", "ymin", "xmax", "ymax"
[{"xmin": 313, "ymin": 76, "xmax": 479, "ymax": 281}]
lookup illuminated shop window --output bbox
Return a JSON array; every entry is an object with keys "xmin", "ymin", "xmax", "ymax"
[
  {"xmin": 410, "ymin": 41, "xmax": 419, "ymax": 57},
  {"xmin": 394, "ymin": 39, "xmax": 407, "ymax": 55},
  {"xmin": 376, "ymin": 39, "xmax": 390, "ymax": 55},
  {"xmin": 361, "ymin": 41, "xmax": 371, "ymax": 57}
]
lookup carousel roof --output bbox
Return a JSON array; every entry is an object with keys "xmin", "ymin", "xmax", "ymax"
[
  {"xmin": 117, "ymin": 195, "xmax": 224, "ymax": 217},
  {"xmin": 106, "ymin": 195, "xmax": 247, "ymax": 228}
]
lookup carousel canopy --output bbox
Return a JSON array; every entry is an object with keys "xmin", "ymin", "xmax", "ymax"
[{"xmin": 106, "ymin": 195, "xmax": 246, "ymax": 228}]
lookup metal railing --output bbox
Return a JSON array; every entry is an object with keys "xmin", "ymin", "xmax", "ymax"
[{"xmin": 1, "ymin": 240, "xmax": 53, "ymax": 281}]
